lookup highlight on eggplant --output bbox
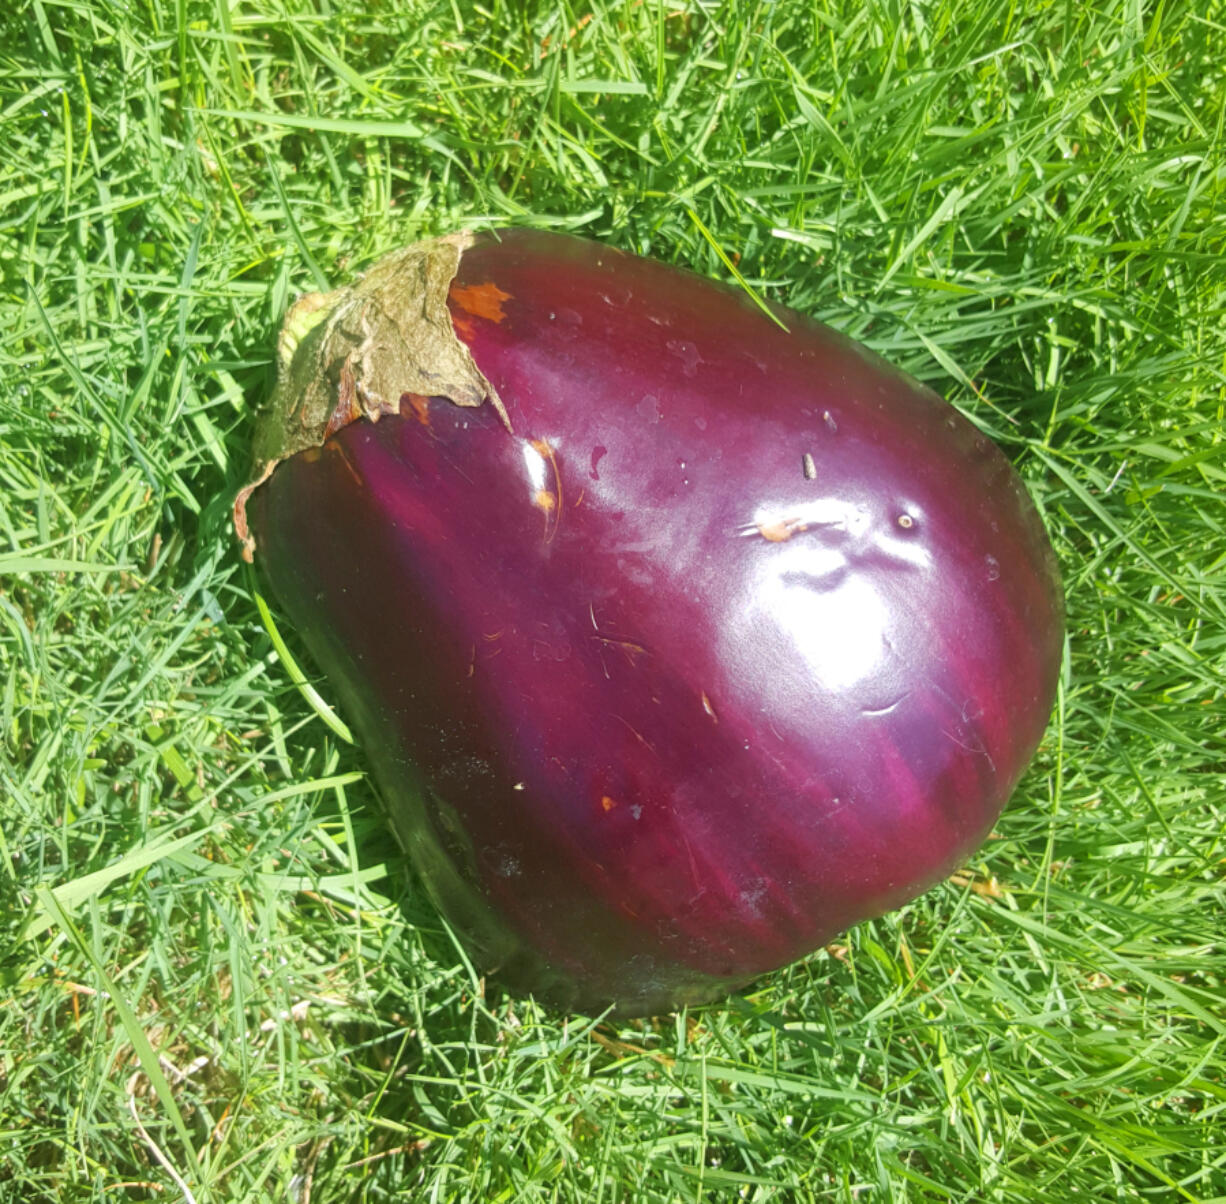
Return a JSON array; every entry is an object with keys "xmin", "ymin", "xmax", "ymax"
[{"xmin": 235, "ymin": 228, "xmax": 1064, "ymax": 1016}]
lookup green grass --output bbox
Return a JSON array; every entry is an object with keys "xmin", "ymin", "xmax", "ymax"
[{"xmin": 2, "ymin": 0, "xmax": 1224, "ymax": 1199}]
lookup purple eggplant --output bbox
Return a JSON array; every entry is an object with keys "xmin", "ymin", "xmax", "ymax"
[{"xmin": 236, "ymin": 229, "xmax": 1063, "ymax": 1015}]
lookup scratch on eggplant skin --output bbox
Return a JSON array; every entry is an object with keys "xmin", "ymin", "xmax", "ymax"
[
  {"xmin": 323, "ymin": 439, "xmax": 363, "ymax": 488},
  {"xmin": 591, "ymin": 635, "xmax": 649, "ymax": 667},
  {"xmin": 942, "ymin": 725, "xmax": 998, "ymax": 773},
  {"xmin": 613, "ymin": 714, "xmax": 657, "ymax": 754}
]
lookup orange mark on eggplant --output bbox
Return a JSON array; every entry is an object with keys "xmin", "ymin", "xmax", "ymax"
[
  {"xmin": 400, "ymin": 392, "xmax": 432, "ymax": 427},
  {"xmin": 449, "ymin": 281, "xmax": 512, "ymax": 323},
  {"xmin": 600, "ymin": 795, "xmax": 617, "ymax": 812},
  {"xmin": 450, "ymin": 309, "xmax": 478, "ymax": 344},
  {"xmin": 701, "ymin": 691, "xmax": 718, "ymax": 722},
  {"xmin": 756, "ymin": 517, "xmax": 809, "ymax": 542},
  {"xmin": 529, "ymin": 437, "xmax": 563, "ymax": 542}
]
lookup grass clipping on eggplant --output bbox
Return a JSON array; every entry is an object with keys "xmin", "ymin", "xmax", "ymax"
[{"xmin": 234, "ymin": 230, "xmax": 508, "ymax": 562}]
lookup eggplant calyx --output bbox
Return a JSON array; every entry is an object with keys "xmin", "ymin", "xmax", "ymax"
[{"xmin": 233, "ymin": 230, "xmax": 508, "ymax": 561}]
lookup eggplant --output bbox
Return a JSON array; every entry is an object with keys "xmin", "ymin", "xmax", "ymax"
[{"xmin": 235, "ymin": 229, "xmax": 1063, "ymax": 1015}]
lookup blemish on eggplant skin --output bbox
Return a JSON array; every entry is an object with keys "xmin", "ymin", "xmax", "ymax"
[
  {"xmin": 590, "ymin": 444, "xmax": 608, "ymax": 480},
  {"xmin": 491, "ymin": 849, "xmax": 522, "ymax": 878},
  {"xmin": 666, "ymin": 338, "xmax": 702, "ymax": 377},
  {"xmin": 755, "ymin": 517, "xmax": 806, "ymax": 543},
  {"xmin": 448, "ymin": 281, "xmax": 512, "ymax": 323}
]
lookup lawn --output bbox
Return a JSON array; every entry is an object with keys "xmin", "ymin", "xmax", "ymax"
[{"xmin": 1, "ymin": 0, "xmax": 1223, "ymax": 1200}]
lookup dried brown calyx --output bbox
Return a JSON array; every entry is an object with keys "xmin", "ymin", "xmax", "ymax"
[{"xmin": 233, "ymin": 231, "xmax": 507, "ymax": 561}]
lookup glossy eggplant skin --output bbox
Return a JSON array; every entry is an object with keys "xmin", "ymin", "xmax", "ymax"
[{"xmin": 251, "ymin": 229, "xmax": 1063, "ymax": 1015}]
